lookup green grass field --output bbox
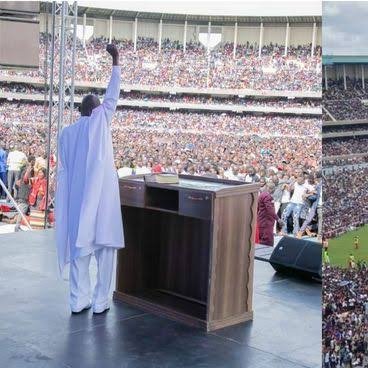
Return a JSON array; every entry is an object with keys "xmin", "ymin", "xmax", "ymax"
[{"xmin": 328, "ymin": 225, "xmax": 368, "ymax": 267}]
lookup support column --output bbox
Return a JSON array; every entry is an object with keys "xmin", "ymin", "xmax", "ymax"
[
  {"xmin": 57, "ymin": 2, "xmax": 67, "ymax": 136},
  {"xmin": 82, "ymin": 12, "xmax": 86, "ymax": 47},
  {"xmin": 233, "ymin": 22, "xmax": 238, "ymax": 59},
  {"xmin": 207, "ymin": 21, "xmax": 211, "ymax": 54},
  {"xmin": 343, "ymin": 64, "xmax": 347, "ymax": 90},
  {"xmin": 183, "ymin": 20, "xmax": 187, "ymax": 53},
  {"xmin": 133, "ymin": 17, "xmax": 138, "ymax": 51},
  {"xmin": 258, "ymin": 22, "xmax": 264, "ymax": 57},
  {"xmin": 324, "ymin": 65, "xmax": 328, "ymax": 90},
  {"xmin": 284, "ymin": 22, "xmax": 289, "ymax": 56},
  {"xmin": 362, "ymin": 64, "xmax": 365, "ymax": 89},
  {"xmin": 158, "ymin": 19, "xmax": 162, "ymax": 52},
  {"xmin": 46, "ymin": 0, "xmax": 78, "ymax": 229},
  {"xmin": 311, "ymin": 22, "xmax": 317, "ymax": 57},
  {"xmin": 109, "ymin": 15, "xmax": 113, "ymax": 43}
]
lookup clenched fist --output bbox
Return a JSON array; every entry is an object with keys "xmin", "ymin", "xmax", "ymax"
[{"xmin": 106, "ymin": 44, "xmax": 119, "ymax": 65}]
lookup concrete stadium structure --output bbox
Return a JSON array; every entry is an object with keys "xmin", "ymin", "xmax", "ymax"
[
  {"xmin": 322, "ymin": 55, "xmax": 368, "ymax": 165},
  {"xmin": 0, "ymin": 3, "xmax": 322, "ymax": 116},
  {"xmin": 39, "ymin": 4, "xmax": 322, "ymax": 56},
  {"xmin": 323, "ymin": 55, "xmax": 368, "ymax": 145},
  {"xmin": 323, "ymin": 55, "xmax": 368, "ymax": 90}
]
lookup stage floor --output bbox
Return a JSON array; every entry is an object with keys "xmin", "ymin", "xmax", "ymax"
[{"xmin": 0, "ymin": 230, "xmax": 321, "ymax": 368}]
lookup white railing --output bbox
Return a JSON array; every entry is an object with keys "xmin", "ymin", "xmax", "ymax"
[
  {"xmin": 322, "ymin": 153, "xmax": 368, "ymax": 161},
  {"xmin": 322, "ymin": 130, "xmax": 368, "ymax": 138},
  {"xmin": 323, "ymin": 119, "xmax": 368, "ymax": 126},
  {"xmin": 0, "ymin": 91, "xmax": 321, "ymax": 115},
  {"xmin": 0, "ymin": 74, "xmax": 321, "ymax": 98}
]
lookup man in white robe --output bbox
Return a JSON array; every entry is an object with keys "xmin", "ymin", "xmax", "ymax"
[{"xmin": 55, "ymin": 44, "xmax": 124, "ymax": 314}]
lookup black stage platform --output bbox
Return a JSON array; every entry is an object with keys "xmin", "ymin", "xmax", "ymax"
[
  {"xmin": 254, "ymin": 244, "xmax": 274, "ymax": 262},
  {"xmin": 0, "ymin": 230, "xmax": 321, "ymax": 368}
]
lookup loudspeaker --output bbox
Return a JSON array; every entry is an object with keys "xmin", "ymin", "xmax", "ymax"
[
  {"xmin": 0, "ymin": 2, "xmax": 40, "ymax": 70},
  {"xmin": 269, "ymin": 237, "xmax": 322, "ymax": 281}
]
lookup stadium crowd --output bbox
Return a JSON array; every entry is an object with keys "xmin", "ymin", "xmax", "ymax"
[
  {"xmin": 0, "ymin": 101, "xmax": 320, "ymax": 166},
  {"xmin": 323, "ymin": 137, "xmax": 368, "ymax": 156},
  {"xmin": 0, "ymin": 32, "xmax": 321, "ymax": 234},
  {"xmin": 0, "ymin": 35, "xmax": 321, "ymax": 91},
  {"xmin": 323, "ymin": 265, "xmax": 368, "ymax": 368},
  {"xmin": 323, "ymin": 166, "xmax": 368, "ymax": 238},
  {"xmin": 323, "ymin": 156, "xmax": 368, "ymax": 168},
  {"xmin": 0, "ymin": 100, "xmax": 321, "ymax": 234},
  {"xmin": 323, "ymin": 79, "xmax": 368, "ymax": 120}
]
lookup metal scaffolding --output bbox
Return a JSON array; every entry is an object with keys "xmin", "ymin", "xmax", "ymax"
[{"xmin": 44, "ymin": 1, "xmax": 78, "ymax": 228}]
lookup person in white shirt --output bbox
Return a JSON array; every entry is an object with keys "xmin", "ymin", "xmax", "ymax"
[
  {"xmin": 279, "ymin": 175, "xmax": 291, "ymax": 215},
  {"xmin": 297, "ymin": 173, "xmax": 322, "ymax": 239},
  {"xmin": 223, "ymin": 165, "xmax": 234, "ymax": 180},
  {"xmin": 225, "ymin": 166, "xmax": 239, "ymax": 181},
  {"xmin": 280, "ymin": 175, "xmax": 307, "ymax": 236},
  {"xmin": 135, "ymin": 159, "xmax": 151, "ymax": 175},
  {"xmin": 117, "ymin": 165, "xmax": 133, "ymax": 178},
  {"xmin": 6, "ymin": 145, "xmax": 27, "ymax": 198}
]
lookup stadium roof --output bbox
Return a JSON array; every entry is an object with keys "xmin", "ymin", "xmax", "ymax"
[
  {"xmin": 323, "ymin": 55, "xmax": 368, "ymax": 65},
  {"xmin": 41, "ymin": 1, "xmax": 321, "ymax": 25}
]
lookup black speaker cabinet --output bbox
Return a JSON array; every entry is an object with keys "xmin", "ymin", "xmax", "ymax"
[
  {"xmin": 0, "ymin": 2, "xmax": 40, "ymax": 69},
  {"xmin": 269, "ymin": 237, "xmax": 322, "ymax": 281}
]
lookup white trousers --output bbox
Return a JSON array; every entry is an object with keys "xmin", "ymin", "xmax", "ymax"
[{"xmin": 69, "ymin": 247, "xmax": 116, "ymax": 313}]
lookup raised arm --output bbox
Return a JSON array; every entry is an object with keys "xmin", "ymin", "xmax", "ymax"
[{"xmin": 101, "ymin": 44, "xmax": 121, "ymax": 123}]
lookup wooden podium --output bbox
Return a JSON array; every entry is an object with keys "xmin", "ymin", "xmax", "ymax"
[{"xmin": 113, "ymin": 175, "xmax": 259, "ymax": 331}]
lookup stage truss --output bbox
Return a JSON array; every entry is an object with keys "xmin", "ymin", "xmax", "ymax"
[{"xmin": 44, "ymin": 1, "xmax": 77, "ymax": 227}]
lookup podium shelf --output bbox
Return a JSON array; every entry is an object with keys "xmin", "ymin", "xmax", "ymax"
[
  {"xmin": 116, "ymin": 175, "xmax": 259, "ymax": 331},
  {"xmin": 114, "ymin": 289, "xmax": 207, "ymax": 328}
]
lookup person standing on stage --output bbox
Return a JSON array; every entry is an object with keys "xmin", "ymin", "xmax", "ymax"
[
  {"xmin": 56, "ymin": 44, "xmax": 124, "ymax": 314},
  {"xmin": 257, "ymin": 181, "xmax": 283, "ymax": 247},
  {"xmin": 297, "ymin": 173, "xmax": 322, "ymax": 239},
  {"xmin": 280, "ymin": 175, "xmax": 308, "ymax": 236}
]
